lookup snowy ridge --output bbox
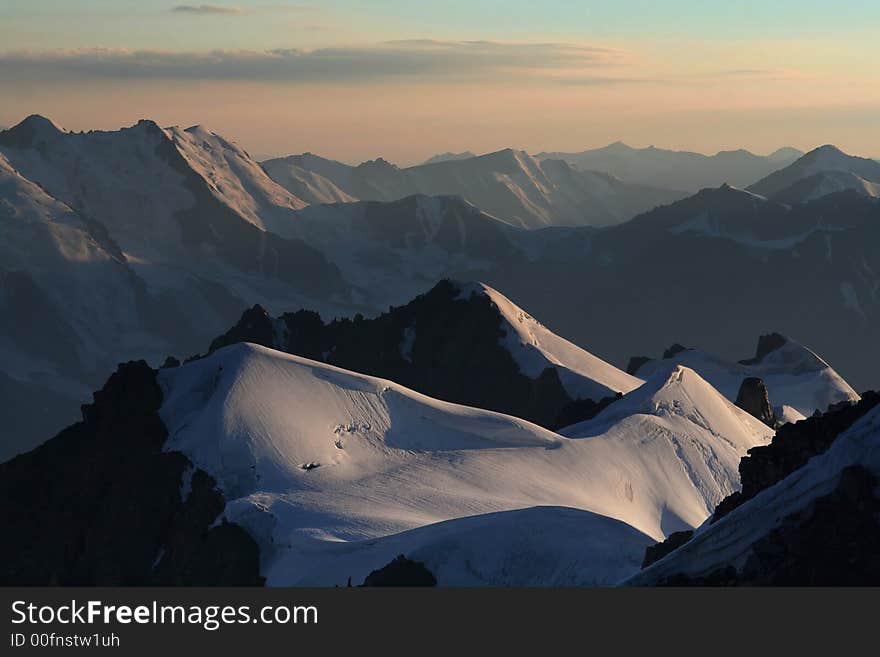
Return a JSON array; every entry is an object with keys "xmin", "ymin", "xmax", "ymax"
[
  {"xmin": 633, "ymin": 338, "xmax": 859, "ymax": 418},
  {"xmin": 748, "ymin": 144, "xmax": 880, "ymax": 200},
  {"xmin": 0, "ymin": 116, "xmax": 308, "ymax": 262},
  {"xmin": 268, "ymin": 506, "xmax": 653, "ymax": 587},
  {"xmin": 0, "ymin": 115, "xmax": 358, "ymax": 457},
  {"xmin": 457, "ymin": 282, "xmax": 644, "ymax": 400},
  {"xmin": 559, "ymin": 364, "xmax": 773, "ymax": 531},
  {"xmin": 0, "ymin": 119, "xmax": 193, "ymax": 262},
  {"xmin": 258, "ymin": 157, "xmax": 356, "ymax": 205},
  {"xmin": 0, "ymin": 115, "xmax": 353, "ymax": 321},
  {"xmin": 771, "ymin": 170, "xmax": 880, "ymax": 204},
  {"xmin": 629, "ymin": 404, "xmax": 880, "ymax": 584},
  {"xmin": 0, "ymin": 150, "xmax": 154, "ymax": 386},
  {"xmin": 168, "ymin": 125, "xmax": 307, "ymax": 233},
  {"xmin": 158, "ymin": 344, "xmax": 772, "ymax": 585}
]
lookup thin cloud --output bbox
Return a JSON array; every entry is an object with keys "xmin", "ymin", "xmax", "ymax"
[
  {"xmin": 711, "ymin": 68, "xmax": 812, "ymax": 81},
  {"xmin": 172, "ymin": 4, "xmax": 246, "ymax": 15},
  {"xmin": 171, "ymin": 3, "xmax": 315, "ymax": 16},
  {"xmin": 0, "ymin": 41, "xmax": 633, "ymax": 84}
]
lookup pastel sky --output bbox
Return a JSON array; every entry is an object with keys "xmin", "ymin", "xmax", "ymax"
[{"xmin": 2, "ymin": 0, "xmax": 878, "ymax": 163}]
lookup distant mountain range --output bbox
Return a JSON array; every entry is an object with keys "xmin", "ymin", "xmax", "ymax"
[
  {"xmin": 1, "ymin": 114, "xmax": 879, "ymax": 463},
  {"xmin": 0, "ymin": 115, "xmax": 349, "ymax": 456},
  {"xmin": 262, "ymin": 148, "xmax": 685, "ymax": 229},
  {"xmin": 536, "ymin": 142, "xmax": 804, "ymax": 192}
]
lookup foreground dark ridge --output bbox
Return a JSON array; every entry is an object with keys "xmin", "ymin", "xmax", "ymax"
[
  {"xmin": 713, "ymin": 390, "xmax": 880, "ymax": 522},
  {"xmin": 197, "ymin": 279, "xmax": 621, "ymax": 430},
  {"xmin": 0, "ymin": 361, "xmax": 263, "ymax": 586},
  {"xmin": 639, "ymin": 391, "xmax": 880, "ymax": 584}
]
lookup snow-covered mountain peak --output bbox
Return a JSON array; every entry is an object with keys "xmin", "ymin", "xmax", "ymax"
[
  {"xmin": 167, "ymin": 123, "xmax": 307, "ymax": 231},
  {"xmin": 155, "ymin": 340, "xmax": 775, "ymax": 583},
  {"xmin": 768, "ymin": 146, "xmax": 805, "ymax": 162},
  {"xmin": 700, "ymin": 182, "xmax": 767, "ymax": 202},
  {"xmin": 807, "ymin": 143, "xmax": 848, "ymax": 162},
  {"xmin": 18, "ymin": 114, "xmax": 64, "ymax": 132},
  {"xmin": 129, "ymin": 118, "xmax": 164, "ymax": 134},
  {"xmin": 795, "ymin": 144, "xmax": 880, "ymax": 177},
  {"xmin": 477, "ymin": 147, "xmax": 542, "ymax": 175},
  {"xmin": 739, "ymin": 332, "xmax": 835, "ymax": 375},
  {"xmin": 632, "ymin": 334, "xmax": 859, "ymax": 419},
  {"xmin": 629, "ymin": 398, "xmax": 880, "ymax": 585},
  {"xmin": 0, "ymin": 114, "xmax": 66, "ymax": 148},
  {"xmin": 565, "ymin": 364, "xmax": 772, "ymax": 442},
  {"xmin": 421, "ymin": 151, "xmax": 476, "ymax": 165},
  {"xmin": 453, "ymin": 281, "xmax": 644, "ymax": 400},
  {"xmin": 160, "ymin": 341, "xmax": 562, "ymax": 493},
  {"xmin": 603, "ymin": 140, "xmax": 635, "ymax": 152},
  {"xmin": 748, "ymin": 144, "xmax": 880, "ymax": 200},
  {"xmin": 357, "ymin": 157, "xmax": 400, "ymax": 172}
]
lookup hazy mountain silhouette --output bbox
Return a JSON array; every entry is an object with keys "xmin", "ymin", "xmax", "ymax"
[
  {"xmin": 263, "ymin": 148, "xmax": 684, "ymax": 228},
  {"xmin": 536, "ymin": 142, "xmax": 803, "ymax": 192}
]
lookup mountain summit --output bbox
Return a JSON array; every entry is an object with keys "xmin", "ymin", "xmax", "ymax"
[
  {"xmin": 748, "ymin": 144, "xmax": 880, "ymax": 202},
  {"xmin": 0, "ymin": 114, "xmax": 65, "ymax": 148},
  {"xmin": 204, "ymin": 279, "xmax": 644, "ymax": 429}
]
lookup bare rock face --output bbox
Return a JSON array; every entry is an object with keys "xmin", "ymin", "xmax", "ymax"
[
  {"xmin": 361, "ymin": 555, "xmax": 437, "ymax": 587},
  {"xmin": 0, "ymin": 361, "xmax": 263, "ymax": 586},
  {"xmin": 626, "ymin": 356, "xmax": 651, "ymax": 375},
  {"xmin": 209, "ymin": 304, "xmax": 277, "ymax": 353},
  {"xmin": 639, "ymin": 391, "xmax": 880, "ymax": 584},
  {"xmin": 715, "ymin": 390, "xmax": 879, "ymax": 524},
  {"xmin": 656, "ymin": 465, "xmax": 880, "ymax": 586},
  {"xmin": 662, "ymin": 343, "xmax": 691, "ymax": 359},
  {"xmin": 739, "ymin": 332, "xmax": 787, "ymax": 365},
  {"xmin": 735, "ymin": 377, "xmax": 778, "ymax": 428},
  {"xmin": 642, "ymin": 530, "xmax": 694, "ymax": 569}
]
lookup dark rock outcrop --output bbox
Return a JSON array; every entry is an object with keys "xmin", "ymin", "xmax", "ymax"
[
  {"xmin": 554, "ymin": 393, "xmax": 622, "ymax": 430},
  {"xmin": 208, "ymin": 304, "xmax": 276, "ymax": 354},
  {"xmin": 639, "ymin": 390, "xmax": 880, "ymax": 585},
  {"xmin": 626, "ymin": 356, "xmax": 651, "ymax": 375},
  {"xmin": 734, "ymin": 377, "xmax": 778, "ymax": 428},
  {"xmin": 0, "ymin": 361, "xmax": 263, "ymax": 586},
  {"xmin": 662, "ymin": 343, "xmax": 690, "ymax": 360},
  {"xmin": 714, "ymin": 390, "xmax": 879, "ymax": 523},
  {"xmin": 361, "ymin": 555, "xmax": 437, "ymax": 587},
  {"xmin": 641, "ymin": 530, "xmax": 694, "ymax": 569},
  {"xmin": 657, "ymin": 465, "xmax": 880, "ymax": 586},
  {"xmin": 0, "ymin": 369, "xmax": 81, "ymax": 463},
  {"xmin": 205, "ymin": 280, "xmax": 618, "ymax": 430},
  {"xmin": 0, "ymin": 114, "xmax": 62, "ymax": 149},
  {"xmin": 739, "ymin": 332, "xmax": 787, "ymax": 365}
]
